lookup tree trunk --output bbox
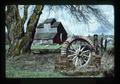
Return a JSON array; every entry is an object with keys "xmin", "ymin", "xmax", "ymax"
[{"xmin": 6, "ymin": 5, "xmax": 44, "ymax": 56}]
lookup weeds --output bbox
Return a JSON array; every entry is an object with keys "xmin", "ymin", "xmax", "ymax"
[{"xmin": 6, "ymin": 47, "xmax": 114, "ymax": 78}]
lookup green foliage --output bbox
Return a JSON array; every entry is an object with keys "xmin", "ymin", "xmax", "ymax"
[
  {"xmin": 31, "ymin": 44, "xmax": 61, "ymax": 50},
  {"xmin": 31, "ymin": 44, "xmax": 61, "ymax": 54}
]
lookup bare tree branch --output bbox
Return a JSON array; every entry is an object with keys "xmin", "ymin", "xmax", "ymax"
[
  {"xmin": 86, "ymin": 5, "xmax": 113, "ymax": 30},
  {"xmin": 27, "ymin": 5, "xmax": 44, "ymax": 31},
  {"xmin": 5, "ymin": 5, "xmax": 44, "ymax": 55},
  {"xmin": 5, "ymin": 5, "xmax": 24, "ymax": 42},
  {"xmin": 47, "ymin": 5, "xmax": 113, "ymax": 30},
  {"xmin": 47, "ymin": 5, "xmax": 54, "ymax": 17},
  {"xmin": 22, "ymin": 5, "xmax": 29, "ymax": 24}
]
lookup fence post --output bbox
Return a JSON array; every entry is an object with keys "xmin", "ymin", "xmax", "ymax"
[
  {"xmin": 104, "ymin": 39, "xmax": 107, "ymax": 51},
  {"xmin": 93, "ymin": 34, "xmax": 99, "ymax": 55},
  {"xmin": 100, "ymin": 37, "xmax": 104, "ymax": 56}
]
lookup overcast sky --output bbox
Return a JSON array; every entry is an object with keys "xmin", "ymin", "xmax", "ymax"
[{"xmin": 18, "ymin": 5, "xmax": 114, "ymax": 36}]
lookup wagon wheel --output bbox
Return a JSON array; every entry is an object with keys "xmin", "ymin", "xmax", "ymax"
[{"xmin": 66, "ymin": 38, "xmax": 93, "ymax": 69}]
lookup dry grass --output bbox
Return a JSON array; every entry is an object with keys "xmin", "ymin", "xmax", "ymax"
[
  {"xmin": 101, "ymin": 48, "xmax": 114, "ymax": 77},
  {"xmin": 6, "ymin": 47, "xmax": 114, "ymax": 78},
  {"xmin": 6, "ymin": 53, "xmax": 66, "ymax": 78}
]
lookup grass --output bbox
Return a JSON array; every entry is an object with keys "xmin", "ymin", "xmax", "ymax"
[
  {"xmin": 31, "ymin": 44, "xmax": 61, "ymax": 53},
  {"xmin": 6, "ymin": 44, "xmax": 61, "ymax": 54},
  {"xmin": 31, "ymin": 44, "xmax": 61, "ymax": 50},
  {"xmin": 5, "ymin": 55, "xmax": 103, "ymax": 78},
  {"xmin": 5, "ymin": 44, "xmax": 61, "ymax": 50},
  {"xmin": 6, "ymin": 44, "xmax": 113, "ymax": 50},
  {"xmin": 6, "ymin": 67, "xmax": 65, "ymax": 78},
  {"xmin": 5, "ymin": 53, "xmax": 102, "ymax": 78},
  {"xmin": 6, "ymin": 64, "xmax": 102, "ymax": 78},
  {"xmin": 5, "ymin": 43, "xmax": 114, "ymax": 78},
  {"xmin": 6, "ymin": 54, "xmax": 66, "ymax": 78}
]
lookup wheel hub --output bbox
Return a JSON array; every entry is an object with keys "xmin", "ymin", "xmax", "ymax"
[{"xmin": 76, "ymin": 49, "xmax": 82, "ymax": 58}]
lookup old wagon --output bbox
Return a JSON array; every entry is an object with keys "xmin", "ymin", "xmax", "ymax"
[
  {"xmin": 57, "ymin": 33, "xmax": 112, "ymax": 72},
  {"xmin": 60, "ymin": 35, "xmax": 97, "ymax": 69}
]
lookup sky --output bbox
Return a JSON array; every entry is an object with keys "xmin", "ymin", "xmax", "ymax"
[{"xmin": 18, "ymin": 5, "xmax": 114, "ymax": 36}]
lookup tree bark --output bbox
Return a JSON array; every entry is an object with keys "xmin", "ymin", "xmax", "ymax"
[{"xmin": 6, "ymin": 5, "xmax": 44, "ymax": 56}]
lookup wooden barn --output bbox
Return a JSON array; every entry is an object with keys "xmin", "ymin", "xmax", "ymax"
[{"xmin": 33, "ymin": 18, "xmax": 67, "ymax": 45}]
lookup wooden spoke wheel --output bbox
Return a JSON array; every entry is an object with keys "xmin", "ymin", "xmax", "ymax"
[{"xmin": 61, "ymin": 36, "xmax": 94, "ymax": 69}]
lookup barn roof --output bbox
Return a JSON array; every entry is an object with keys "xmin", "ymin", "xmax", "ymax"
[
  {"xmin": 37, "ymin": 22, "xmax": 61, "ymax": 28},
  {"xmin": 37, "ymin": 23, "xmax": 44, "ymax": 28},
  {"xmin": 51, "ymin": 22, "xmax": 61, "ymax": 28},
  {"xmin": 37, "ymin": 18, "xmax": 61, "ymax": 28},
  {"xmin": 44, "ymin": 18, "xmax": 56, "ymax": 24}
]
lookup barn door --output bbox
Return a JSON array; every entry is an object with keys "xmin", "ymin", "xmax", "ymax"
[{"xmin": 60, "ymin": 33, "xmax": 62, "ymax": 42}]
